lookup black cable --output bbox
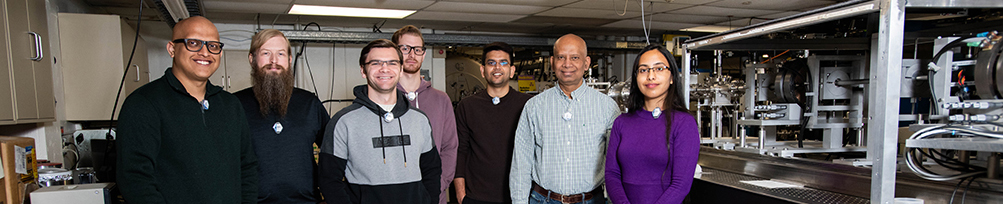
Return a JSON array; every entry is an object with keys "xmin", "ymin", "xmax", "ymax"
[
  {"xmin": 961, "ymin": 176, "xmax": 976, "ymax": 204},
  {"xmin": 109, "ymin": 1, "xmax": 144, "ymax": 132},
  {"xmin": 294, "ymin": 23, "xmax": 320, "ymax": 96},
  {"xmin": 321, "ymin": 99, "xmax": 354, "ymax": 104},
  {"xmin": 929, "ymin": 36, "xmax": 979, "ymax": 115},
  {"xmin": 101, "ymin": 0, "xmax": 143, "ymax": 180},
  {"xmin": 303, "ymin": 46, "xmax": 320, "ymax": 95},
  {"xmin": 949, "ymin": 177, "xmax": 969, "ymax": 204},
  {"xmin": 304, "ymin": 22, "xmax": 321, "ymax": 31}
]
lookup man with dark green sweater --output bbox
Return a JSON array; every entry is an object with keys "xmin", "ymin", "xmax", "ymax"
[{"xmin": 117, "ymin": 16, "xmax": 258, "ymax": 203}]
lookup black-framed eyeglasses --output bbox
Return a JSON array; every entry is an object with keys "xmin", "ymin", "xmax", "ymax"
[
  {"xmin": 637, "ymin": 65, "xmax": 668, "ymax": 74},
  {"xmin": 172, "ymin": 38, "xmax": 224, "ymax": 54},
  {"xmin": 367, "ymin": 60, "xmax": 401, "ymax": 67},
  {"xmin": 399, "ymin": 45, "xmax": 426, "ymax": 55}
]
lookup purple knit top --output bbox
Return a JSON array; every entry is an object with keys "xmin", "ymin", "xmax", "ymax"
[{"xmin": 605, "ymin": 109, "xmax": 700, "ymax": 204}]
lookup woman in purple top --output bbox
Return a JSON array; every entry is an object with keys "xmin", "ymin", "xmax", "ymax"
[{"xmin": 606, "ymin": 45, "xmax": 700, "ymax": 204}]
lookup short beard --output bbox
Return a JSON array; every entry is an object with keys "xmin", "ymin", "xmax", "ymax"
[
  {"xmin": 251, "ymin": 62, "xmax": 294, "ymax": 118},
  {"xmin": 403, "ymin": 64, "xmax": 420, "ymax": 74}
]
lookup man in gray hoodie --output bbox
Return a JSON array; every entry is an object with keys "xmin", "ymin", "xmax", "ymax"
[{"xmin": 318, "ymin": 39, "xmax": 441, "ymax": 204}]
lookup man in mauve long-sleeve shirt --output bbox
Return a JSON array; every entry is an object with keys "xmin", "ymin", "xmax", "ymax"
[{"xmin": 393, "ymin": 25, "xmax": 458, "ymax": 204}]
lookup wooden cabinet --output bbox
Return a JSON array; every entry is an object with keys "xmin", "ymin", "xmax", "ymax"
[
  {"xmin": 209, "ymin": 50, "xmax": 253, "ymax": 92},
  {"xmin": 1, "ymin": 0, "xmax": 55, "ymax": 124},
  {"xmin": 58, "ymin": 13, "xmax": 148, "ymax": 121}
]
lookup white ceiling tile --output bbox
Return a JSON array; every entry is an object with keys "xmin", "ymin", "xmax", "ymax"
[
  {"xmin": 424, "ymin": 2, "xmax": 550, "ymax": 15},
  {"xmin": 706, "ymin": 0, "xmax": 836, "ymax": 11},
  {"xmin": 419, "ymin": 0, "xmax": 580, "ymax": 7},
  {"xmin": 204, "ymin": 1, "xmax": 291, "ymax": 14},
  {"xmin": 564, "ymin": 0, "xmax": 693, "ymax": 13},
  {"xmin": 292, "ymin": 0, "xmax": 435, "ymax": 10},
  {"xmin": 406, "ymin": 11, "xmax": 526, "ymax": 23},
  {"xmin": 667, "ymin": 6, "xmax": 781, "ymax": 18},
  {"xmin": 650, "ymin": 13, "xmax": 730, "ymax": 24},
  {"xmin": 601, "ymin": 19, "xmax": 703, "ymax": 30},
  {"xmin": 760, "ymin": 11, "xmax": 802, "ymax": 19},
  {"xmin": 535, "ymin": 7, "xmax": 641, "ymax": 19}
]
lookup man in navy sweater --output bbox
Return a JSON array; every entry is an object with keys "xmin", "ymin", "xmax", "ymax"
[{"xmin": 234, "ymin": 29, "xmax": 329, "ymax": 203}]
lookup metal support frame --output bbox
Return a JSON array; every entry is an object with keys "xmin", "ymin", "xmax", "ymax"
[
  {"xmin": 684, "ymin": 0, "xmax": 879, "ymax": 50},
  {"xmin": 679, "ymin": 1, "xmax": 1003, "ymax": 203},
  {"xmin": 867, "ymin": 0, "xmax": 904, "ymax": 203}
]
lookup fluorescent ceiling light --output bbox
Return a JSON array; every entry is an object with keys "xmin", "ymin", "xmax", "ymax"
[
  {"xmin": 681, "ymin": 25, "xmax": 734, "ymax": 33},
  {"xmin": 288, "ymin": 4, "xmax": 416, "ymax": 19}
]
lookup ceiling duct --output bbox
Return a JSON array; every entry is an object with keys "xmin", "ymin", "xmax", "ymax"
[
  {"xmin": 149, "ymin": 0, "xmax": 204, "ymax": 28},
  {"xmin": 281, "ymin": 30, "xmax": 653, "ymax": 50}
]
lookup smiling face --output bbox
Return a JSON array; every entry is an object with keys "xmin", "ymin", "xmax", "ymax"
[
  {"xmin": 167, "ymin": 16, "xmax": 221, "ymax": 83},
  {"xmin": 636, "ymin": 49, "xmax": 673, "ymax": 102},
  {"xmin": 250, "ymin": 36, "xmax": 291, "ymax": 76},
  {"xmin": 362, "ymin": 47, "xmax": 403, "ymax": 94},
  {"xmin": 552, "ymin": 34, "xmax": 590, "ymax": 88},
  {"xmin": 397, "ymin": 34, "xmax": 425, "ymax": 74},
  {"xmin": 480, "ymin": 50, "xmax": 515, "ymax": 88}
]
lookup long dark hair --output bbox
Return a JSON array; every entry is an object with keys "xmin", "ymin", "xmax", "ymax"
[{"xmin": 625, "ymin": 44, "xmax": 688, "ymax": 156}]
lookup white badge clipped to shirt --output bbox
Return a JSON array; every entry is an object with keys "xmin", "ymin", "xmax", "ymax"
[
  {"xmin": 406, "ymin": 92, "xmax": 417, "ymax": 101},
  {"xmin": 562, "ymin": 108, "xmax": 573, "ymax": 121},
  {"xmin": 273, "ymin": 122, "xmax": 283, "ymax": 134},
  {"xmin": 492, "ymin": 97, "xmax": 500, "ymax": 105},
  {"xmin": 201, "ymin": 99, "xmax": 210, "ymax": 110},
  {"xmin": 652, "ymin": 107, "xmax": 662, "ymax": 119},
  {"xmin": 383, "ymin": 112, "xmax": 394, "ymax": 123}
]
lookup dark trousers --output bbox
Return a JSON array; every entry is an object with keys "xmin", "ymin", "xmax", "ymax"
[{"xmin": 462, "ymin": 196, "xmax": 507, "ymax": 204}]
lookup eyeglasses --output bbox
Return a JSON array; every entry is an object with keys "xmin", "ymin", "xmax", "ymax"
[
  {"xmin": 172, "ymin": 38, "xmax": 224, "ymax": 54},
  {"xmin": 367, "ymin": 60, "xmax": 401, "ymax": 67},
  {"xmin": 637, "ymin": 65, "xmax": 669, "ymax": 74},
  {"xmin": 485, "ymin": 60, "xmax": 509, "ymax": 67},
  {"xmin": 399, "ymin": 45, "xmax": 426, "ymax": 55}
]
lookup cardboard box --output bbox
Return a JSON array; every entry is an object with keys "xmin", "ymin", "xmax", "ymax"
[{"xmin": 0, "ymin": 136, "xmax": 37, "ymax": 204}]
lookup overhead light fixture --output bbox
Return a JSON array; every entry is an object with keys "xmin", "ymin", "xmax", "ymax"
[
  {"xmin": 288, "ymin": 4, "xmax": 416, "ymax": 19},
  {"xmin": 680, "ymin": 25, "xmax": 734, "ymax": 33},
  {"xmin": 162, "ymin": 0, "xmax": 191, "ymax": 21}
]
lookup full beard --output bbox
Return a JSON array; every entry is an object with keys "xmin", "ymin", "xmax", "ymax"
[{"xmin": 251, "ymin": 63, "xmax": 294, "ymax": 118}]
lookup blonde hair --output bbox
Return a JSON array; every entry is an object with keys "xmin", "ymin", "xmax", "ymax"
[{"xmin": 249, "ymin": 29, "xmax": 290, "ymax": 55}]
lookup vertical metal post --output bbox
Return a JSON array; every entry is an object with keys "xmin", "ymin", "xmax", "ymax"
[
  {"xmin": 758, "ymin": 127, "xmax": 766, "ymax": 150},
  {"xmin": 959, "ymin": 151, "xmax": 970, "ymax": 164},
  {"xmin": 868, "ymin": 0, "xmax": 904, "ymax": 203},
  {"xmin": 744, "ymin": 65, "xmax": 757, "ymax": 116},
  {"xmin": 714, "ymin": 50, "xmax": 722, "ymax": 77},
  {"xmin": 696, "ymin": 104, "xmax": 703, "ymax": 137},
  {"xmin": 822, "ymin": 128, "xmax": 844, "ymax": 149},
  {"xmin": 932, "ymin": 37, "xmax": 957, "ymax": 117},
  {"xmin": 989, "ymin": 153, "xmax": 1000, "ymax": 179},
  {"xmin": 855, "ymin": 128, "xmax": 865, "ymax": 146},
  {"xmin": 739, "ymin": 124, "xmax": 747, "ymax": 148},
  {"xmin": 711, "ymin": 107, "xmax": 719, "ymax": 139},
  {"xmin": 683, "ymin": 48, "xmax": 692, "ymax": 106}
]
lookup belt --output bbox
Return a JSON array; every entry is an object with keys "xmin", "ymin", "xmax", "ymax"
[{"xmin": 531, "ymin": 182, "xmax": 603, "ymax": 204}]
